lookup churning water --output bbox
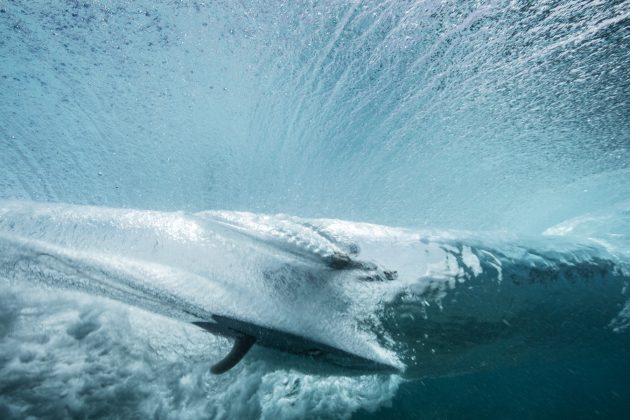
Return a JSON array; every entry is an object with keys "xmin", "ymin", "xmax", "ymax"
[{"xmin": 1, "ymin": 1, "xmax": 629, "ymax": 418}]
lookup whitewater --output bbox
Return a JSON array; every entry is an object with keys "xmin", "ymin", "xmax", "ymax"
[{"xmin": 1, "ymin": 0, "xmax": 629, "ymax": 418}]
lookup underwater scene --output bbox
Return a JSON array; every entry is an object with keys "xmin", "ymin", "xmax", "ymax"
[{"xmin": 1, "ymin": 0, "xmax": 629, "ymax": 418}]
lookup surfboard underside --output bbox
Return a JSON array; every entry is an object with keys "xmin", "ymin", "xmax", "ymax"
[{"xmin": 193, "ymin": 315, "xmax": 398, "ymax": 374}]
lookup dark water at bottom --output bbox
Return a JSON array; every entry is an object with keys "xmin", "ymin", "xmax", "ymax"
[{"xmin": 356, "ymin": 339, "xmax": 630, "ymax": 419}]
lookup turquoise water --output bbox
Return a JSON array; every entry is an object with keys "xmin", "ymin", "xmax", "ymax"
[{"xmin": 1, "ymin": 1, "xmax": 629, "ymax": 418}]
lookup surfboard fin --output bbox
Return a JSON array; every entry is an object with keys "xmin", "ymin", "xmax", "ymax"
[{"xmin": 210, "ymin": 334, "xmax": 256, "ymax": 374}]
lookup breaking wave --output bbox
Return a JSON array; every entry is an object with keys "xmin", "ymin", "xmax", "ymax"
[
  {"xmin": 1, "ymin": 0, "xmax": 629, "ymax": 418},
  {"xmin": 1, "ymin": 201, "xmax": 629, "ymax": 418}
]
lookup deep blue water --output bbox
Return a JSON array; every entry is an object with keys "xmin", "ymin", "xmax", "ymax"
[{"xmin": 1, "ymin": 0, "xmax": 629, "ymax": 418}]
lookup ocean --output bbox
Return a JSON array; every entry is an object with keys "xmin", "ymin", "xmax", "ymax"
[{"xmin": 1, "ymin": 1, "xmax": 629, "ymax": 418}]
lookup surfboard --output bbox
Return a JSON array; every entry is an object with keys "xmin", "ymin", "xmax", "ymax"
[{"xmin": 193, "ymin": 315, "xmax": 400, "ymax": 375}]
